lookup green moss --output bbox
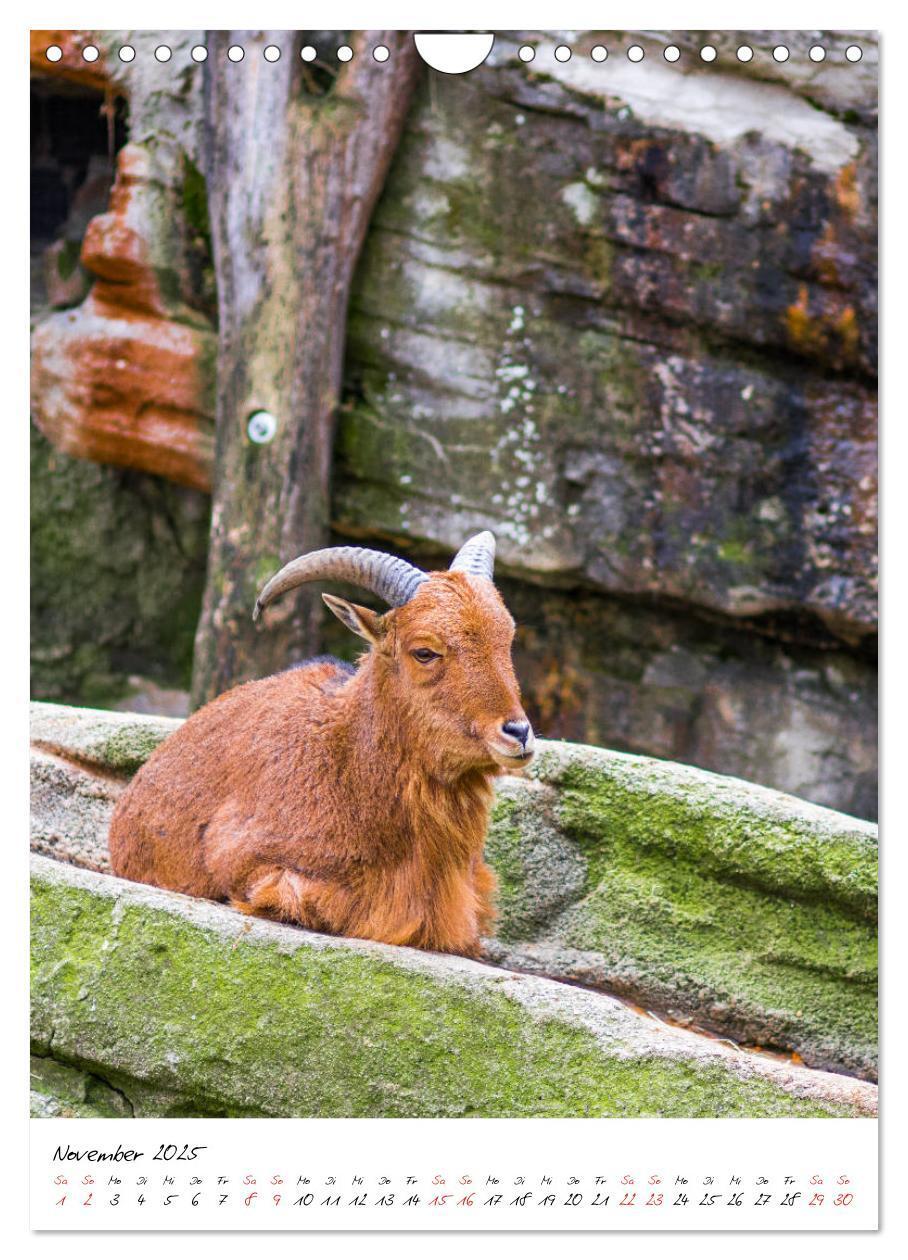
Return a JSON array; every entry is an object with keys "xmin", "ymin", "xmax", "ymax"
[
  {"xmin": 561, "ymin": 860, "xmax": 876, "ymax": 1071},
  {"xmin": 547, "ymin": 755, "xmax": 877, "ymax": 918},
  {"xmin": 717, "ymin": 539, "xmax": 752, "ymax": 566},
  {"xmin": 177, "ymin": 154, "xmax": 216, "ymax": 316},
  {"xmin": 254, "ymin": 553, "xmax": 282, "ymax": 590},
  {"xmin": 485, "ymin": 795, "xmax": 534, "ymax": 936},
  {"xmin": 102, "ymin": 724, "xmax": 172, "ymax": 775},
  {"xmin": 181, "ymin": 156, "xmax": 210, "ymax": 243},
  {"xmin": 30, "ymin": 872, "xmax": 861, "ymax": 1118},
  {"xmin": 500, "ymin": 749, "xmax": 879, "ymax": 1075},
  {"xmin": 30, "ymin": 423, "xmax": 210, "ymax": 707},
  {"xmin": 583, "ymin": 236, "xmax": 614, "ymax": 295},
  {"xmin": 56, "ymin": 239, "xmax": 81, "ymax": 281},
  {"xmin": 31, "ymin": 1054, "xmax": 132, "ymax": 1118}
]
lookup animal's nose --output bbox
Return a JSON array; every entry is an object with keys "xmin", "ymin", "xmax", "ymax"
[{"xmin": 502, "ymin": 719, "xmax": 531, "ymax": 748}]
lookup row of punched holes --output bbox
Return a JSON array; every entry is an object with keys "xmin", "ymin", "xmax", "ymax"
[{"xmin": 43, "ymin": 40, "xmax": 865, "ymax": 67}]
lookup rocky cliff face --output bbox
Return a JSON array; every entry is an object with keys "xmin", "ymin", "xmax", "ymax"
[
  {"xmin": 335, "ymin": 32, "xmax": 878, "ymax": 817},
  {"xmin": 339, "ymin": 36, "xmax": 877, "ymax": 639},
  {"xmin": 30, "ymin": 31, "xmax": 877, "ymax": 815},
  {"xmin": 30, "ymin": 424, "xmax": 209, "ymax": 707}
]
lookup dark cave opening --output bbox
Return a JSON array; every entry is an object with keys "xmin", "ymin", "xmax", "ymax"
[{"xmin": 30, "ymin": 75, "xmax": 128, "ymax": 308}]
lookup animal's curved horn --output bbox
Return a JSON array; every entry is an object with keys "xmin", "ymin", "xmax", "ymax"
[
  {"xmin": 254, "ymin": 548, "xmax": 428, "ymax": 620},
  {"xmin": 449, "ymin": 531, "xmax": 496, "ymax": 582}
]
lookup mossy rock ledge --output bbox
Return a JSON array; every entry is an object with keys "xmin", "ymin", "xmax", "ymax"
[
  {"xmin": 30, "ymin": 702, "xmax": 877, "ymax": 1116},
  {"xmin": 32, "ymin": 857, "xmax": 875, "ymax": 1119},
  {"xmin": 486, "ymin": 744, "xmax": 877, "ymax": 1081}
]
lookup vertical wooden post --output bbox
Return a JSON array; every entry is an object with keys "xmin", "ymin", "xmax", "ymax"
[{"xmin": 192, "ymin": 30, "xmax": 420, "ymax": 706}]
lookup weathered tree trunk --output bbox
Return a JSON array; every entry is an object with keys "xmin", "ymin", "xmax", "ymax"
[{"xmin": 191, "ymin": 30, "xmax": 420, "ymax": 706}]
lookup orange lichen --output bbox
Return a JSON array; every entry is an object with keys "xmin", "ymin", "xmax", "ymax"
[
  {"xmin": 834, "ymin": 305, "xmax": 861, "ymax": 364},
  {"xmin": 813, "ymin": 222, "xmax": 842, "ymax": 286},
  {"xmin": 786, "ymin": 284, "xmax": 815, "ymax": 352},
  {"xmin": 786, "ymin": 285, "xmax": 862, "ymax": 370},
  {"xmin": 834, "ymin": 162, "xmax": 861, "ymax": 221}
]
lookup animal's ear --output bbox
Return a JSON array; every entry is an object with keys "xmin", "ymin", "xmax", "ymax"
[{"xmin": 322, "ymin": 593, "xmax": 385, "ymax": 645}]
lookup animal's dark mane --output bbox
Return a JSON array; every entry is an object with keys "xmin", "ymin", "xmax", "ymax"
[{"xmin": 286, "ymin": 654, "xmax": 356, "ymax": 677}]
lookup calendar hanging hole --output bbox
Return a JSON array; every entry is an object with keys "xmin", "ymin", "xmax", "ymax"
[
  {"xmin": 301, "ymin": 46, "xmax": 317, "ymax": 63},
  {"xmin": 45, "ymin": 45, "xmax": 62, "ymax": 63},
  {"xmin": 554, "ymin": 45, "xmax": 571, "ymax": 63},
  {"xmin": 700, "ymin": 45, "xmax": 717, "ymax": 63},
  {"xmin": 413, "ymin": 33, "xmax": 494, "ymax": 73},
  {"xmin": 264, "ymin": 46, "xmax": 281, "ymax": 62},
  {"xmin": 518, "ymin": 45, "xmax": 535, "ymax": 62},
  {"xmin": 337, "ymin": 46, "xmax": 354, "ymax": 62},
  {"xmin": 227, "ymin": 45, "xmax": 245, "ymax": 63},
  {"xmin": 373, "ymin": 45, "xmax": 390, "ymax": 62},
  {"xmin": 664, "ymin": 46, "xmax": 681, "ymax": 62},
  {"xmin": 737, "ymin": 46, "xmax": 754, "ymax": 62},
  {"xmin": 591, "ymin": 46, "xmax": 608, "ymax": 63},
  {"xmin": 191, "ymin": 45, "xmax": 208, "ymax": 63},
  {"xmin": 82, "ymin": 45, "xmax": 99, "ymax": 63},
  {"xmin": 628, "ymin": 45, "xmax": 644, "ymax": 62},
  {"xmin": 809, "ymin": 45, "xmax": 826, "ymax": 62},
  {"xmin": 846, "ymin": 45, "xmax": 863, "ymax": 62},
  {"xmin": 118, "ymin": 46, "xmax": 136, "ymax": 64},
  {"xmin": 773, "ymin": 46, "xmax": 790, "ymax": 63},
  {"xmin": 155, "ymin": 46, "xmax": 172, "ymax": 62}
]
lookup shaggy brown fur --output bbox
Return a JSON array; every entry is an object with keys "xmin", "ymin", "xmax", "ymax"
[{"xmin": 108, "ymin": 571, "xmax": 534, "ymax": 956}]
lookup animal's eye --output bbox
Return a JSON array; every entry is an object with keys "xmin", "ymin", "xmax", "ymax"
[{"xmin": 411, "ymin": 647, "xmax": 440, "ymax": 664}]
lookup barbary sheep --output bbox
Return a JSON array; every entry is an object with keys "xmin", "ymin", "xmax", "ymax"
[{"xmin": 108, "ymin": 532, "xmax": 535, "ymax": 956}]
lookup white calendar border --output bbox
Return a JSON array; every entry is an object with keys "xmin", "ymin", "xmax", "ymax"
[
  {"xmin": 29, "ymin": 1116, "xmax": 878, "ymax": 1232},
  {"xmin": 9, "ymin": 0, "xmax": 904, "ymax": 1252}
]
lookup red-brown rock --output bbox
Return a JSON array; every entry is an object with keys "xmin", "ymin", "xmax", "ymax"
[
  {"xmin": 31, "ymin": 144, "xmax": 215, "ymax": 491},
  {"xmin": 30, "ymin": 30, "xmax": 110, "ymax": 93}
]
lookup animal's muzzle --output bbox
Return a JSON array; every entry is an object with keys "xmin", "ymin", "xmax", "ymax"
[{"xmin": 498, "ymin": 718, "xmax": 536, "ymax": 762}]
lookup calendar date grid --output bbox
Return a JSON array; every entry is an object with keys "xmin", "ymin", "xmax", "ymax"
[{"xmin": 49, "ymin": 1160, "xmax": 859, "ymax": 1215}]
